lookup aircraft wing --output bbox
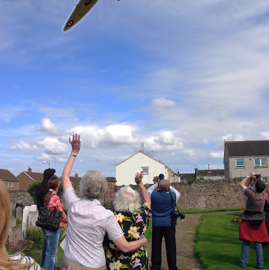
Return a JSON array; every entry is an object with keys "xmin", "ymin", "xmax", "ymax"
[{"xmin": 64, "ymin": 0, "xmax": 99, "ymax": 31}]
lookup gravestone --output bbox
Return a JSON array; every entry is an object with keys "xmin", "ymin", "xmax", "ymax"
[
  {"xmin": 22, "ymin": 205, "xmax": 37, "ymax": 238},
  {"xmin": 16, "ymin": 206, "xmax": 22, "ymax": 219}
]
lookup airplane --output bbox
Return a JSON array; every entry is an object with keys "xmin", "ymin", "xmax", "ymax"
[{"xmin": 63, "ymin": 0, "xmax": 120, "ymax": 31}]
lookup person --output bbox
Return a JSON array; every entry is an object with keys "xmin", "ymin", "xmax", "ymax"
[
  {"xmin": 42, "ymin": 176, "xmax": 68, "ymax": 270},
  {"xmin": 239, "ymin": 171, "xmax": 269, "ymax": 269},
  {"xmin": 60, "ymin": 134, "xmax": 147, "ymax": 270},
  {"xmin": 36, "ymin": 168, "xmax": 56, "ymax": 268},
  {"xmin": 147, "ymin": 175, "xmax": 180, "ymax": 270},
  {"xmin": 0, "ymin": 180, "xmax": 42, "ymax": 270},
  {"xmin": 36, "ymin": 168, "xmax": 56, "ymax": 211},
  {"xmin": 103, "ymin": 171, "xmax": 152, "ymax": 269}
]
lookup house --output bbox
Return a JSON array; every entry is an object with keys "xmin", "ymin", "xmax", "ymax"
[
  {"xmin": 0, "ymin": 169, "xmax": 20, "ymax": 190},
  {"xmin": 224, "ymin": 140, "xmax": 269, "ymax": 183},
  {"xmin": 195, "ymin": 169, "xmax": 225, "ymax": 180},
  {"xmin": 17, "ymin": 167, "xmax": 81, "ymax": 190},
  {"xmin": 17, "ymin": 167, "xmax": 45, "ymax": 190},
  {"xmin": 116, "ymin": 150, "xmax": 180, "ymax": 186}
]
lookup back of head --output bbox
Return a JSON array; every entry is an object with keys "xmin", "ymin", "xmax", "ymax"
[
  {"xmin": 44, "ymin": 176, "xmax": 60, "ymax": 206},
  {"xmin": 80, "ymin": 170, "xmax": 107, "ymax": 200},
  {"xmin": 255, "ymin": 180, "xmax": 266, "ymax": 193},
  {"xmin": 159, "ymin": 179, "xmax": 170, "ymax": 191},
  {"xmin": 43, "ymin": 168, "xmax": 56, "ymax": 181},
  {"xmin": 113, "ymin": 186, "xmax": 141, "ymax": 213}
]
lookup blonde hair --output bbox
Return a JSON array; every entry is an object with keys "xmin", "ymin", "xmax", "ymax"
[{"xmin": 0, "ymin": 180, "xmax": 34, "ymax": 270}]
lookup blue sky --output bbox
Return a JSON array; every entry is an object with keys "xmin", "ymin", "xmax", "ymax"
[{"xmin": 1, "ymin": 0, "xmax": 269, "ymax": 179}]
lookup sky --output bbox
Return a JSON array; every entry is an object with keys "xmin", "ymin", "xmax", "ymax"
[{"xmin": 1, "ymin": 0, "xmax": 269, "ymax": 179}]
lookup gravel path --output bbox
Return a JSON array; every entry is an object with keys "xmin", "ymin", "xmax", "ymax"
[{"xmin": 145, "ymin": 213, "xmax": 203, "ymax": 270}]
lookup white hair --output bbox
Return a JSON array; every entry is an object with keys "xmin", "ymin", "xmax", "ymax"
[
  {"xmin": 80, "ymin": 170, "xmax": 107, "ymax": 200},
  {"xmin": 113, "ymin": 186, "xmax": 141, "ymax": 213}
]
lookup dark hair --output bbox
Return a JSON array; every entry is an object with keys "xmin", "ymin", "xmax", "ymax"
[
  {"xmin": 255, "ymin": 180, "xmax": 266, "ymax": 193},
  {"xmin": 44, "ymin": 176, "xmax": 60, "ymax": 206}
]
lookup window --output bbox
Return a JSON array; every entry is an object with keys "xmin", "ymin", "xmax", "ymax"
[
  {"xmin": 141, "ymin": 167, "xmax": 149, "ymax": 174},
  {"xmin": 262, "ymin": 177, "xmax": 268, "ymax": 184},
  {"xmin": 236, "ymin": 159, "xmax": 244, "ymax": 167},
  {"xmin": 254, "ymin": 158, "xmax": 267, "ymax": 167},
  {"xmin": 8, "ymin": 181, "xmax": 14, "ymax": 187}
]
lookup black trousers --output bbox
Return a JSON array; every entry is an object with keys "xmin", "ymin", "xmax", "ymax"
[{"xmin": 151, "ymin": 226, "xmax": 177, "ymax": 270}]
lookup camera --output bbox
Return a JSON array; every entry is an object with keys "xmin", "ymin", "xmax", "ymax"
[
  {"xmin": 255, "ymin": 173, "xmax": 261, "ymax": 179},
  {"xmin": 171, "ymin": 211, "xmax": 185, "ymax": 225}
]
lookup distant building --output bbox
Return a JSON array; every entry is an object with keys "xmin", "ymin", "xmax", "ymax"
[
  {"xmin": 116, "ymin": 151, "xmax": 179, "ymax": 186},
  {"xmin": 0, "ymin": 169, "xmax": 20, "ymax": 190},
  {"xmin": 195, "ymin": 169, "xmax": 225, "ymax": 180},
  {"xmin": 17, "ymin": 167, "xmax": 81, "ymax": 190},
  {"xmin": 224, "ymin": 140, "xmax": 269, "ymax": 183}
]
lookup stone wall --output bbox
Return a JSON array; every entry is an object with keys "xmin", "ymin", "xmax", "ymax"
[{"xmin": 8, "ymin": 179, "xmax": 246, "ymax": 211}]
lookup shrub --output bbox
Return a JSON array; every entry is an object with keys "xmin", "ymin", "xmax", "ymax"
[
  {"xmin": 28, "ymin": 182, "xmax": 64, "ymax": 204},
  {"xmin": 5, "ymin": 236, "xmax": 34, "ymax": 255},
  {"xmin": 23, "ymin": 227, "xmax": 45, "ymax": 250}
]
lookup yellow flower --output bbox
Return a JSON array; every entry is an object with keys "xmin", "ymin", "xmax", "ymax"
[
  {"xmin": 109, "ymin": 242, "xmax": 116, "ymax": 249},
  {"xmin": 110, "ymin": 260, "xmax": 122, "ymax": 270},
  {"xmin": 133, "ymin": 232, "xmax": 140, "ymax": 239},
  {"xmin": 128, "ymin": 226, "xmax": 138, "ymax": 235},
  {"xmin": 131, "ymin": 252, "xmax": 139, "ymax": 260},
  {"xmin": 115, "ymin": 213, "xmax": 125, "ymax": 223},
  {"xmin": 106, "ymin": 250, "xmax": 112, "ymax": 259}
]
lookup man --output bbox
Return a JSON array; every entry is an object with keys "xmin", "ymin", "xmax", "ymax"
[{"xmin": 147, "ymin": 174, "xmax": 180, "ymax": 270}]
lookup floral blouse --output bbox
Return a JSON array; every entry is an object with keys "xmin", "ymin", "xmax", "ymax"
[{"xmin": 104, "ymin": 205, "xmax": 152, "ymax": 270}]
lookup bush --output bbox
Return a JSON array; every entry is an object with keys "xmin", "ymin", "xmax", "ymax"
[
  {"xmin": 28, "ymin": 182, "xmax": 64, "ymax": 204},
  {"xmin": 23, "ymin": 227, "xmax": 45, "ymax": 250},
  {"xmin": 5, "ymin": 236, "xmax": 34, "ymax": 255}
]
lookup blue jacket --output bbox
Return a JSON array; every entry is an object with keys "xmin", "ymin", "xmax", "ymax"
[{"xmin": 151, "ymin": 190, "xmax": 177, "ymax": 226}]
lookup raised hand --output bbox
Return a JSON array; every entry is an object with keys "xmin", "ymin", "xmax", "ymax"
[{"xmin": 69, "ymin": 134, "xmax": 81, "ymax": 155}]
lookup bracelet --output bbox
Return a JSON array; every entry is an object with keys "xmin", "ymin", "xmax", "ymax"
[{"xmin": 71, "ymin": 154, "xmax": 76, "ymax": 157}]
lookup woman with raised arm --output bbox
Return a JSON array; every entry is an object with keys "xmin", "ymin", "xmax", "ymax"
[
  {"xmin": 239, "ymin": 171, "xmax": 269, "ymax": 269},
  {"xmin": 103, "ymin": 171, "xmax": 151, "ymax": 269},
  {"xmin": 60, "ymin": 134, "xmax": 147, "ymax": 270}
]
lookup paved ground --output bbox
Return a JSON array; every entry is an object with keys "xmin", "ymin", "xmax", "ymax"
[{"xmin": 145, "ymin": 213, "xmax": 203, "ymax": 270}]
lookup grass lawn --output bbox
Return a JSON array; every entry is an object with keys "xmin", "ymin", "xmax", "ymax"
[
  {"xmin": 30, "ymin": 248, "xmax": 64, "ymax": 268},
  {"xmin": 195, "ymin": 213, "xmax": 269, "ymax": 269}
]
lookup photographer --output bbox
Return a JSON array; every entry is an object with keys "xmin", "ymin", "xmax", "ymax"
[
  {"xmin": 147, "ymin": 177, "xmax": 180, "ymax": 270},
  {"xmin": 239, "ymin": 171, "xmax": 269, "ymax": 269}
]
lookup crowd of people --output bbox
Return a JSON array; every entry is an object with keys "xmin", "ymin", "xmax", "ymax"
[
  {"xmin": 1, "ymin": 133, "xmax": 269, "ymax": 270},
  {"xmin": 0, "ymin": 134, "xmax": 181, "ymax": 270}
]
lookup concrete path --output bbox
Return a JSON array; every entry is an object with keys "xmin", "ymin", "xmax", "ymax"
[{"xmin": 145, "ymin": 213, "xmax": 203, "ymax": 270}]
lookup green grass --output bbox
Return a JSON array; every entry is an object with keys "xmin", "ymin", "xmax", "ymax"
[
  {"xmin": 195, "ymin": 213, "xmax": 269, "ymax": 269},
  {"xmin": 182, "ymin": 207, "xmax": 244, "ymax": 214},
  {"xmin": 31, "ymin": 248, "xmax": 64, "ymax": 267}
]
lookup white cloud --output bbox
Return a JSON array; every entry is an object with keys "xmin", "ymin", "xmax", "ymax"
[
  {"xmin": 210, "ymin": 151, "xmax": 223, "ymax": 158},
  {"xmin": 152, "ymin": 98, "xmax": 176, "ymax": 109},
  {"xmin": 39, "ymin": 137, "xmax": 68, "ymax": 155},
  {"xmin": 10, "ymin": 141, "xmax": 38, "ymax": 150},
  {"xmin": 35, "ymin": 118, "xmax": 60, "ymax": 135}
]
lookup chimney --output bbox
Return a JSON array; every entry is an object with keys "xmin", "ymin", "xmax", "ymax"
[{"xmin": 28, "ymin": 167, "xmax": 32, "ymax": 173}]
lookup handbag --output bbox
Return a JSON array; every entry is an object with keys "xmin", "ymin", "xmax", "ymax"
[{"xmin": 36, "ymin": 194, "xmax": 63, "ymax": 231}]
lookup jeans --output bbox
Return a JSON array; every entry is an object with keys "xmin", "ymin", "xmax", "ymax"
[
  {"xmin": 239, "ymin": 240, "xmax": 264, "ymax": 268},
  {"xmin": 43, "ymin": 227, "xmax": 62, "ymax": 270}
]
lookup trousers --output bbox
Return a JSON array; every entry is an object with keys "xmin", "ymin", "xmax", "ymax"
[{"xmin": 151, "ymin": 226, "xmax": 177, "ymax": 270}]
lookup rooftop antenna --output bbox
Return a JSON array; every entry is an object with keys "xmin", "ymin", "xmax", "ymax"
[{"xmin": 140, "ymin": 143, "xmax": 144, "ymax": 152}]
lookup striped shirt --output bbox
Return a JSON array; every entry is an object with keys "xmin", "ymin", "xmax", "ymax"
[{"xmin": 8, "ymin": 254, "xmax": 41, "ymax": 270}]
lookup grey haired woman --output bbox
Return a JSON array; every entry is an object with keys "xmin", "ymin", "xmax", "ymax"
[
  {"xmin": 104, "ymin": 171, "xmax": 151, "ymax": 269},
  {"xmin": 60, "ymin": 134, "xmax": 147, "ymax": 270}
]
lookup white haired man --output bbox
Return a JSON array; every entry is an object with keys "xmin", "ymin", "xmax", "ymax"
[{"xmin": 147, "ymin": 175, "xmax": 180, "ymax": 270}]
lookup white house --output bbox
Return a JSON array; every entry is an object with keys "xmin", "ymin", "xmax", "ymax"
[
  {"xmin": 224, "ymin": 140, "xmax": 269, "ymax": 183},
  {"xmin": 116, "ymin": 151, "xmax": 179, "ymax": 186}
]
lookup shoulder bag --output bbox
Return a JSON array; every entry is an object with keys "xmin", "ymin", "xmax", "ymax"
[{"xmin": 36, "ymin": 194, "xmax": 63, "ymax": 231}]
